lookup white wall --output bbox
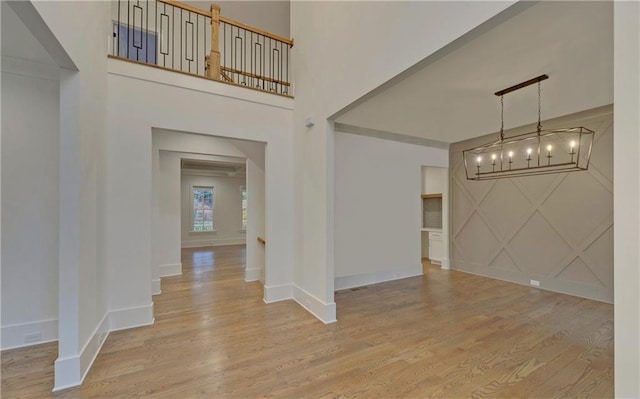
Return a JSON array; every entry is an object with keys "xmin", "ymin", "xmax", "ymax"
[
  {"xmin": 334, "ymin": 132, "xmax": 448, "ymax": 290},
  {"xmin": 106, "ymin": 59, "xmax": 294, "ymax": 327},
  {"xmin": 184, "ymin": 1, "xmax": 290, "ymax": 38},
  {"xmin": 17, "ymin": 1, "xmax": 111, "ymax": 390},
  {"xmin": 152, "ymin": 150, "xmax": 182, "ymax": 294},
  {"xmin": 181, "ymin": 173, "xmax": 246, "ymax": 248},
  {"xmin": 245, "ymin": 158, "xmax": 265, "ymax": 282},
  {"xmin": 614, "ymin": 1, "xmax": 640, "ymax": 396},
  {"xmin": 290, "ymin": 1, "xmax": 516, "ymax": 321},
  {"xmin": 422, "ymin": 167, "xmax": 447, "ymax": 195},
  {"xmin": 1, "ymin": 57, "xmax": 59, "ymax": 349}
]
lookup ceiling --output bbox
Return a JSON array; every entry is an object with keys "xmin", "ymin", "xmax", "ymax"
[
  {"xmin": 334, "ymin": 1, "xmax": 613, "ymax": 145},
  {"xmin": 1, "ymin": 2, "xmax": 56, "ymax": 65},
  {"xmin": 181, "ymin": 158, "xmax": 246, "ymax": 177}
]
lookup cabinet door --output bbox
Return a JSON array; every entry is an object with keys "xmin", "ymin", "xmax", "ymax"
[{"xmin": 429, "ymin": 235, "xmax": 443, "ymax": 262}]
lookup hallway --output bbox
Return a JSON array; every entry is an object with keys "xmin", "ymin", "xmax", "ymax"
[{"xmin": 2, "ymin": 246, "xmax": 613, "ymax": 398}]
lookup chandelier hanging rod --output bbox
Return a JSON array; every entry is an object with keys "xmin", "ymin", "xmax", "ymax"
[{"xmin": 494, "ymin": 74, "xmax": 549, "ymax": 97}]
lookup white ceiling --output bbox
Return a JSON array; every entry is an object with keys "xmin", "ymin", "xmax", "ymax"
[
  {"xmin": 334, "ymin": 1, "xmax": 613, "ymax": 144},
  {"xmin": 1, "ymin": 2, "xmax": 56, "ymax": 65},
  {"xmin": 181, "ymin": 158, "xmax": 246, "ymax": 177}
]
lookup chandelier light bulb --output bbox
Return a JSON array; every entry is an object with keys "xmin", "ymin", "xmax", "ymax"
[
  {"xmin": 476, "ymin": 156, "xmax": 482, "ymax": 164},
  {"xmin": 527, "ymin": 148, "xmax": 532, "ymax": 155},
  {"xmin": 491, "ymin": 154, "xmax": 497, "ymax": 160},
  {"xmin": 508, "ymin": 151, "xmax": 514, "ymax": 158},
  {"xmin": 547, "ymin": 144, "xmax": 553, "ymax": 152}
]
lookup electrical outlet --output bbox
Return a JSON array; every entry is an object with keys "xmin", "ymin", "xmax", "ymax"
[
  {"xmin": 24, "ymin": 332, "xmax": 42, "ymax": 344},
  {"xmin": 530, "ymin": 279, "xmax": 540, "ymax": 287}
]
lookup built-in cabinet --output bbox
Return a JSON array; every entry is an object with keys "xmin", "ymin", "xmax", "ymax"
[
  {"xmin": 428, "ymin": 230, "xmax": 443, "ymax": 264},
  {"xmin": 421, "ymin": 166, "xmax": 448, "ymax": 267},
  {"xmin": 421, "ymin": 193, "xmax": 443, "ymax": 264}
]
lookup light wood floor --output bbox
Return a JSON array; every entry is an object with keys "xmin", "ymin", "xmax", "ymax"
[{"xmin": 2, "ymin": 245, "xmax": 613, "ymax": 398}]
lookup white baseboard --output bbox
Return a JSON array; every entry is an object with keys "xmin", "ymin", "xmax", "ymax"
[
  {"xmin": 181, "ymin": 238, "xmax": 246, "ymax": 248},
  {"xmin": 158, "ymin": 263, "xmax": 182, "ymax": 277},
  {"xmin": 263, "ymin": 283, "xmax": 293, "ymax": 303},
  {"xmin": 334, "ymin": 264, "xmax": 423, "ymax": 291},
  {"xmin": 54, "ymin": 312, "xmax": 109, "ymax": 392},
  {"xmin": 293, "ymin": 286, "xmax": 337, "ymax": 324},
  {"xmin": 152, "ymin": 278, "xmax": 161, "ymax": 295},
  {"xmin": 109, "ymin": 303, "xmax": 155, "ymax": 332},
  {"xmin": 53, "ymin": 303, "xmax": 154, "ymax": 391},
  {"xmin": 244, "ymin": 267, "xmax": 263, "ymax": 282},
  {"xmin": 1, "ymin": 319, "xmax": 58, "ymax": 350},
  {"xmin": 440, "ymin": 257, "xmax": 450, "ymax": 270}
]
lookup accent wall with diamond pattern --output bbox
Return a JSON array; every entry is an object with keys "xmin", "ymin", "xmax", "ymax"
[{"xmin": 449, "ymin": 105, "xmax": 613, "ymax": 303}]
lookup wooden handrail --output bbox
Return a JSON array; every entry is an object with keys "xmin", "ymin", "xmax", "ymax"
[
  {"xmin": 220, "ymin": 70, "xmax": 233, "ymax": 82},
  {"xmin": 221, "ymin": 66, "xmax": 291, "ymax": 87},
  {"xmin": 257, "ymin": 237, "xmax": 266, "ymax": 245},
  {"xmin": 220, "ymin": 16, "xmax": 294, "ymax": 47},
  {"xmin": 157, "ymin": 0, "xmax": 293, "ymax": 47},
  {"xmin": 159, "ymin": 0, "xmax": 210, "ymax": 17}
]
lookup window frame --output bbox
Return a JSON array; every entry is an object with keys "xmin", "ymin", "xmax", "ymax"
[
  {"xmin": 190, "ymin": 185, "xmax": 216, "ymax": 233},
  {"xmin": 240, "ymin": 186, "xmax": 247, "ymax": 232}
]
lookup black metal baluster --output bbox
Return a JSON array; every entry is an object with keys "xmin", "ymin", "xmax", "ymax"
[
  {"xmin": 155, "ymin": 1, "xmax": 158, "ymax": 65},
  {"xmin": 145, "ymin": 0, "xmax": 148, "ymax": 62},
  {"xmin": 251, "ymin": 32, "xmax": 254, "ymax": 88},
  {"xmin": 243, "ymin": 29, "xmax": 246, "ymax": 85},
  {"xmin": 180, "ymin": 8, "xmax": 183, "ymax": 71},
  {"xmin": 127, "ymin": 0, "xmax": 130, "ymax": 59},
  {"xmin": 279, "ymin": 41, "xmax": 283, "ymax": 94},
  {"xmin": 171, "ymin": 5, "xmax": 174, "ymax": 69},
  {"xmin": 196, "ymin": 14, "xmax": 199, "ymax": 75},
  {"xmin": 117, "ymin": 0, "xmax": 121, "ymax": 56}
]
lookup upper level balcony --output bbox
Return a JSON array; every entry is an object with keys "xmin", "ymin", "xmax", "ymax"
[{"xmin": 109, "ymin": 0, "xmax": 293, "ymax": 97}]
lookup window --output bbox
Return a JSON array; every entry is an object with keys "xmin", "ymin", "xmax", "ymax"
[
  {"xmin": 113, "ymin": 22, "xmax": 157, "ymax": 64},
  {"xmin": 241, "ymin": 187, "xmax": 247, "ymax": 230},
  {"xmin": 192, "ymin": 186, "xmax": 214, "ymax": 232}
]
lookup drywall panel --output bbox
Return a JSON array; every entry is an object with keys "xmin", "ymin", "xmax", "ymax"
[
  {"xmin": 106, "ymin": 59, "xmax": 294, "ymax": 316},
  {"xmin": 613, "ymin": 1, "xmax": 640, "ymax": 395},
  {"xmin": 449, "ymin": 106, "xmax": 613, "ymax": 303},
  {"xmin": 334, "ymin": 131, "xmax": 448, "ymax": 283},
  {"xmin": 1, "ymin": 59, "xmax": 59, "ymax": 349},
  {"xmin": 290, "ymin": 1, "xmax": 514, "ymax": 306}
]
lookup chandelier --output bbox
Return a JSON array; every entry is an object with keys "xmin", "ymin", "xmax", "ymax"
[{"xmin": 463, "ymin": 75, "xmax": 594, "ymax": 181}]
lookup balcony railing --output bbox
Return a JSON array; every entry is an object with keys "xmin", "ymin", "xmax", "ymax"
[{"xmin": 110, "ymin": 0, "xmax": 293, "ymax": 97}]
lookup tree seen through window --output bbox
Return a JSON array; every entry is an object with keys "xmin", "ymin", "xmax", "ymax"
[{"xmin": 193, "ymin": 186, "xmax": 214, "ymax": 231}]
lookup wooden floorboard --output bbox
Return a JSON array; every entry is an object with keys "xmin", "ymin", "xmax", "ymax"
[{"xmin": 1, "ymin": 245, "xmax": 613, "ymax": 398}]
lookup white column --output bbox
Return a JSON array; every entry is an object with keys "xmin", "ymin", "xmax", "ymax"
[{"xmin": 614, "ymin": 1, "xmax": 640, "ymax": 396}]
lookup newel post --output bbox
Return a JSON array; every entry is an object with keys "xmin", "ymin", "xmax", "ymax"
[{"xmin": 207, "ymin": 3, "xmax": 221, "ymax": 80}]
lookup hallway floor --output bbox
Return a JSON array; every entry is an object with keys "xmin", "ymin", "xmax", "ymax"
[{"xmin": 2, "ymin": 245, "xmax": 613, "ymax": 398}]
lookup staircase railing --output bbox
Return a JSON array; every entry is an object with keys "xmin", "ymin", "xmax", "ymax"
[{"xmin": 109, "ymin": 0, "xmax": 293, "ymax": 97}]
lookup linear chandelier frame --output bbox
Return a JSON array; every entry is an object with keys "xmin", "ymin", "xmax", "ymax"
[{"xmin": 463, "ymin": 74, "xmax": 594, "ymax": 181}]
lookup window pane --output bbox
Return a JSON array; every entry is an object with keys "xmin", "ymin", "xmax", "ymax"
[
  {"xmin": 192, "ymin": 186, "xmax": 214, "ymax": 231},
  {"xmin": 241, "ymin": 187, "xmax": 247, "ymax": 230}
]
